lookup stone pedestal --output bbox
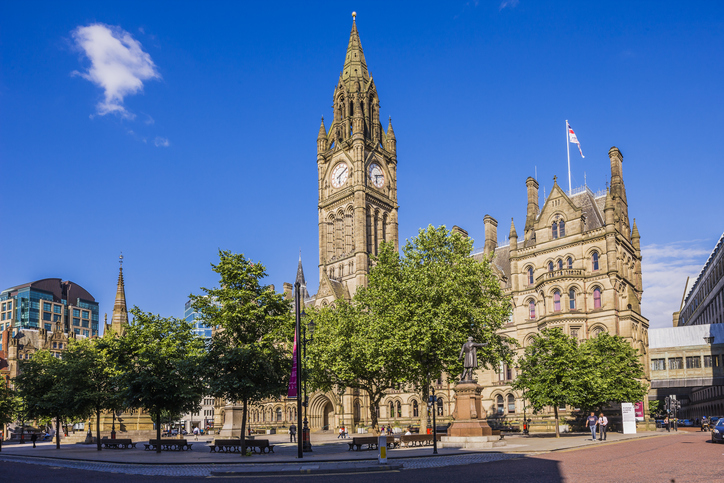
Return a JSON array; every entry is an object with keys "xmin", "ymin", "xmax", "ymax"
[
  {"xmin": 219, "ymin": 404, "xmax": 245, "ymax": 437},
  {"xmin": 440, "ymin": 381, "xmax": 505, "ymax": 449}
]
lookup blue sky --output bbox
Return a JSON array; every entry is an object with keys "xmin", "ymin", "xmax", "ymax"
[{"xmin": 1, "ymin": 1, "xmax": 722, "ymax": 330}]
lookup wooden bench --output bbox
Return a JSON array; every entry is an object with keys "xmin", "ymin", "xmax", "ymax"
[
  {"xmin": 246, "ymin": 439, "xmax": 274, "ymax": 454},
  {"xmin": 208, "ymin": 439, "xmax": 244, "ymax": 453},
  {"xmin": 347, "ymin": 436, "xmax": 379, "ymax": 451},
  {"xmin": 100, "ymin": 438, "xmax": 137, "ymax": 449},
  {"xmin": 400, "ymin": 433, "xmax": 443, "ymax": 447},
  {"xmin": 144, "ymin": 439, "xmax": 193, "ymax": 451}
]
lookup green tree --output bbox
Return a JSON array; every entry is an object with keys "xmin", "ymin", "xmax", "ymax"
[
  {"xmin": 191, "ymin": 250, "xmax": 292, "ymax": 455},
  {"xmin": 307, "ymin": 226, "xmax": 514, "ymax": 430},
  {"xmin": 0, "ymin": 379, "xmax": 17, "ymax": 442},
  {"xmin": 62, "ymin": 336, "xmax": 120, "ymax": 451},
  {"xmin": 15, "ymin": 350, "xmax": 77, "ymax": 448},
  {"xmin": 113, "ymin": 308, "xmax": 205, "ymax": 453},
  {"xmin": 578, "ymin": 332, "xmax": 648, "ymax": 410},
  {"xmin": 512, "ymin": 328, "xmax": 582, "ymax": 438}
]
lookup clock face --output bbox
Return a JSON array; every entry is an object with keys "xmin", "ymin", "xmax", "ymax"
[
  {"xmin": 368, "ymin": 163, "xmax": 384, "ymax": 188},
  {"xmin": 331, "ymin": 162, "xmax": 349, "ymax": 188}
]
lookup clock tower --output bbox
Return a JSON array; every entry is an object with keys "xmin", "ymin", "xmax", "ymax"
[{"xmin": 315, "ymin": 14, "xmax": 399, "ymax": 305}]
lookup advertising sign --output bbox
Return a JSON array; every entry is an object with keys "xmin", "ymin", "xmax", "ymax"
[
  {"xmin": 287, "ymin": 332, "xmax": 298, "ymax": 398},
  {"xmin": 621, "ymin": 402, "xmax": 637, "ymax": 434},
  {"xmin": 634, "ymin": 401, "xmax": 645, "ymax": 421}
]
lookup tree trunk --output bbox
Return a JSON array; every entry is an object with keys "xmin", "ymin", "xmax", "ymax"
[
  {"xmin": 156, "ymin": 413, "xmax": 162, "ymax": 454},
  {"xmin": 96, "ymin": 409, "xmax": 102, "ymax": 451},
  {"xmin": 366, "ymin": 391, "xmax": 381, "ymax": 432},
  {"xmin": 240, "ymin": 399, "xmax": 247, "ymax": 456},
  {"xmin": 554, "ymin": 406, "xmax": 560, "ymax": 438},
  {"xmin": 56, "ymin": 416, "xmax": 61, "ymax": 449}
]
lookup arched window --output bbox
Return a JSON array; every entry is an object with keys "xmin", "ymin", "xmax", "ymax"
[
  {"xmin": 276, "ymin": 407, "xmax": 282, "ymax": 422},
  {"xmin": 569, "ymin": 289, "xmax": 576, "ymax": 310},
  {"xmin": 553, "ymin": 290, "xmax": 561, "ymax": 311},
  {"xmin": 396, "ymin": 401, "xmax": 402, "ymax": 418},
  {"xmin": 354, "ymin": 401, "xmax": 361, "ymax": 420},
  {"xmin": 412, "ymin": 400, "xmax": 419, "ymax": 417},
  {"xmin": 437, "ymin": 398, "xmax": 443, "ymax": 416},
  {"xmin": 552, "ymin": 222, "xmax": 558, "ymax": 239},
  {"xmin": 567, "ymin": 257, "xmax": 573, "ymax": 269},
  {"xmin": 548, "ymin": 262, "xmax": 554, "ymax": 272},
  {"xmin": 389, "ymin": 402, "xmax": 394, "ymax": 418},
  {"xmin": 592, "ymin": 252, "xmax": 599, "ymax": 271},
  {"xmin": 496, "ymin": 395, "xmax": 504, "ymax": 415},
  {"xmin": 507, "ymin": 394, "xmax": 516, "ymax": 413},
  {"xmin": 528, "ymin": 267, "xmax": 534, "ymax": 285},
  {"xmin": 557, "ymin": 259, "xmax": 563, "ymax": 270},
  {"xmin": 559, "ymin": 220, "xmax": 565, "ymax": 237},
  {"xmin": 529, "ymin": 300, "xmax": 536, "ymax": 319},
  {"xmin": 593, "ymin": 287, "xmax": 602, "ymax": 309}
]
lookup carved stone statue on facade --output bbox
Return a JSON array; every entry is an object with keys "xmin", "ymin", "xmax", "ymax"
[{"xmin": 459, "ymin": 337, "xmax": 488, "ymax": 382}]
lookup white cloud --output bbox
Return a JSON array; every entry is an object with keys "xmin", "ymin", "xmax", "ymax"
[
  {"xmin": 499, "ymin": 0, "xmax": 520, "ymax": 10},
  {"xmin": 642, "ymin": 240, "xmax": 712, "ymax": 329},
  {"xmin": 154, "ymin": 137, "xmax": 170, "ymax": 147},
  {"xmin": 143, "ymin": 114, "xmax": 155, "ymax": 125},
  {"xmin": 72, "ymin": 23, "xmax": 160, "ymax": 119}
]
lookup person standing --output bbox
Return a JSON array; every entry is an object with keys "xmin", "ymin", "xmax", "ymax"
[
  {"xmin": 586, "ymin": 412, "xmax": 598, "ymax": 440},
  {"xmin": 31, "ymin": 432, "xmax": 38, "ymax": 448},
  {"xmin": 289, "ymin": 423, "xmax": 297, "ymax": 443},
  {"xmin": 338, "ymin": 426, "xmax": 344, "ymax": 439},
  {"xmin": 598, "ymin": 413, "xmax": 608, "ymax": 441}
]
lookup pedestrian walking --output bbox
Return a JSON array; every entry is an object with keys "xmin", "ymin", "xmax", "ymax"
[
  {"xmin": 342, "ymin": 425, "xmax": 347, "ymax": 438},
  {"xmin": 289, "ymin": 423, "xmax": 297, "ymax": 443},
  {"xmin": 380, "ymin": 425, "xmax": 385, "ymax": 435},
  {"xmin": 586, "ymin": 412, "xmax": 598, "ymax": 440},
  {"xmin": 31, "ymin": 433, "xmax": 37, "ymax": 448},
  {"xmin": 338, "ymin": 426, "xmax": 344, "ymax": 439},
  {"xmin": 193, "ymin": 427, "xmax": 199, "ymax": 441},
  {"xmin": 664, "ymin": 416, "xmax": 670, "ymax": 432},
  {"xmin": 598, "ymin": 413, "xmax": 608, "ymax": 441}
]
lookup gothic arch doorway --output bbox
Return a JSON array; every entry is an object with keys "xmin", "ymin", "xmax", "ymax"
[{"xmin": 309, "ymin": 394, "xmax": 336, "ymax": 430}]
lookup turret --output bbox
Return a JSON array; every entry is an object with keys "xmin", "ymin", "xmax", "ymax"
[
  {"xmin": 631, "ymin": 219, "xmax": 640, "ymax": 250},
  {"xmin": 483, "ymin": 215, "xmax": 498, "ymax": 255},
  {"xmin": 509, "ymin": 218, "xmax": 518, "ymax": 251},
  {"xmin": 524, "ymin": 177, "xmax": 539, "ymax": 241},
  {"xmin": 608, "ymin": 146, "xmax": 630, "ymax": 237},
  {"xmin": 386, "ymin": 117, "xmax": 396, "ymax": 154},
  {"xmin": 317, "ymin": 117, "xmax": 328, "ymax": 154}
]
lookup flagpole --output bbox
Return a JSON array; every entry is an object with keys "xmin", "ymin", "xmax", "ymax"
[{"xmin": 566, "ymin": 120, "xmax": 572, "ymax": 195}]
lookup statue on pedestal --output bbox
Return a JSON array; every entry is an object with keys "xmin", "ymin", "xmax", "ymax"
[{"xmin": 459, "ymin": 337, "xmax": 487, "ymax": 382}]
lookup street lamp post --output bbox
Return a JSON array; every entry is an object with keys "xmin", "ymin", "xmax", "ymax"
[
  {"xmin": 301, "ymin": 310, "xmax": 314, "ymax": 452},
  {"xmin": 429, "ymin": 387, "xmax": 438, "ymax": 455},
  {"xmin": 295, "ymin": 282, "xmax": 303, "ymax": 459}
]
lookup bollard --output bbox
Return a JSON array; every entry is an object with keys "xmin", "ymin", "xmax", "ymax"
[{"xmin": 378, "ymin": 433, "xmax": 387, "ymax": 463}]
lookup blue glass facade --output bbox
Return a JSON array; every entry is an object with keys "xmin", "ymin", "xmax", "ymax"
[
  {"xmin": 184, "ymin": 300, "xmax": 212, "ymax": 339},
  {"xmin": 0, "ymin": 279, "xmax": 100, "ymax": 337}
]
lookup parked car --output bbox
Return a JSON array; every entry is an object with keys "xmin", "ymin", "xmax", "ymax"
[{"xmin": 710, "ymin": 419, "xmax": 724, "ymax": 444}]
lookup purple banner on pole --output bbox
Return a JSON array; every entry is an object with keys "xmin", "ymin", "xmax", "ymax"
[{"xmin": 288, "ymin": 332, "xmax": 298, "ymax": 398}]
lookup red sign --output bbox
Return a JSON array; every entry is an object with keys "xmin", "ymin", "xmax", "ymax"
[
  {"xmin": 634, "ymin": 401, "xmax": 644, "ymax": 420},
  {"xmin": 287, "ymin": 332, "xmax": 298, "ymax": 398}
]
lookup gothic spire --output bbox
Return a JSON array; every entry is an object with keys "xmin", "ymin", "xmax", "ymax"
[
  {"xmin": 108, "ymin": 253, "xmax": 128, "ymax": 336},
  {"xmin": 296, "ymin": 251, "xmax": 310, "ymax": 300},
  {"xmin": 509, "ymin": 218, "xmax": 517, "ymax": 240},
  {"xmin": 340, "ymin": 12, "xmax": 369, "ymax": 89}
]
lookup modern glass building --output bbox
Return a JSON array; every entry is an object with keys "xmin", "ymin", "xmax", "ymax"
[
  {"xmin": 0, "ymin": 278, "xmax": 99, "ymax": 337},
  {"xmin": 184, "ymin": 299, "xmax": 212, "ymax": 339}
]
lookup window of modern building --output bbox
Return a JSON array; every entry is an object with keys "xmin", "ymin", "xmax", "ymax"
[
  {"xmin": 592, "ymin": 252, "xmax": 599, "ymax": 271},
  {"xmin": 529, "ymin": 300, "xmax": 536, "ymax": 319},
  {"xmin": 668, "ymin": 357, "xmax": 683, "ymax": 370},
  {"xmin": 552, "ymin": 222, "xmax": 558, "ymax": 239},
  {"xmin": 704, "ymin": 355, "xmax": 720, "ymax": 367},
  {"xmin": 82, "ymin": 311, "xmax": 89, "ymax": 319},
  {"xmin": 559, "ymin": 220, "xmax": 565, "ymax": 237},
  {"xmin": 552, "ymin": 290, "xmax": 560, "ymax": 311},
  {"xmin": 43, "ymin": 302, "xmax": 51, "ymax": 312},
  {"xmin": 53, "ymin": 314, "xmax": 60, "ymax": 322},
  {"xmin": 44, "ymin": 323, "xmax": 51, "ymax": 331},
  {"xmin": 651, "ymin": 358, "xmax": 666, "ymax": 371},
  {"xmin": 497, "ymin": 395, "xmax": 504, "ymax": 415},
  {"xmin": 413, "ymin": 400, "xmax": 419, "ymax": 417},
  {"xmin": 569, "ymin": 289, "xmax": 576, "ymax": 309},
  {"xmin": 73, "ymin": 309, "xmax": 80, "ymax": 317},
  {"xmin": 686, "ymin": 356, "xmax": 702, "ymax": 369},
  {"xmin": 74, "ymin": 328, "xmax": 80, "ymax": 334},
  {"xmin": 43, "ymin": 312, "xmax": 52, "ymax": 321},
  {"xmin": 1, "ymin": 314, "xmax": 5, "ymax": 321},
  {"xmin": 82, "ymin": 329, "xmax": 89, "ymax": 336},
  {"xmin": 567, "ymin": 257, "xmax": 573, "ymax": 269},
  {"xmin": 593, "ymin": 288, "xmax": 602, "ymax": 309},
  {"xmin": 53, "ymin": 305, "xmax": 61, "ymax": 314},
  {"xmin": 1, "ymin": 303, "xmax": 4, "ymax": 311},
  {"xmin": 528, "ymin": 267, "xmax": 534, "ymax": 285},
  {"xmin": 548, "ymin": 262, "xmax": 554, "ymax": 271},
  {"xmin": 73, "ymin": 318, "xmax": 80, "ymax": 326},
  {"xmin": 507, "ymin": 394, "xmax": 515, "ymax": 413},
  {"xmin": 81, "ymin": 320, "xmax": 89, "ymax": 328}
]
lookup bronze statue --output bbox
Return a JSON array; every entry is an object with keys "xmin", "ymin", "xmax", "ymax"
[{"xmin": 459, "ymin": 337, "xmax": 488, "ymax": 381}]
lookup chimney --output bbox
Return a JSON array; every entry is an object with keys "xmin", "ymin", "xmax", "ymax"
[
  {"xmin": 283, "ymin": 282, "xmax": 293, "ymax": 300},
  {"xmin": 483, "ymin": 215, "xmax": 498, "ymax": 255},
  {"xmin": 451, "ymin": 225, "xmax": 469, "ymax": 238},
  {"xmin": 525, "ymin": 177, "xmax": 539, "ymax": 239}
]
